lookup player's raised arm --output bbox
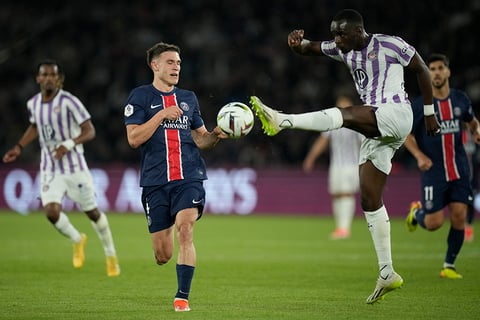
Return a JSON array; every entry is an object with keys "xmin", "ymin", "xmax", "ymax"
[{"xmin": 287, "ymin": 29, "xmax": 323, "ymax": 56}]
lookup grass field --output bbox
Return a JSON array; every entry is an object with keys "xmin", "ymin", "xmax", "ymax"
[{"xmin": 1, "ymin": 210, "xmax": 479, "ymax": 320}]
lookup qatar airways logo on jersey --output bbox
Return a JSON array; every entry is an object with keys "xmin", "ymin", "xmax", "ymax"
[
  {"xmin": 353, "ymin": 68, "xmax": 368, "ymax": 89},
  {"xmin": 162, "ymin": 115, "xmax": 189, "ymax": 130},
  {"xmin": 439, "ymin": 119, "xmax": 460, "ymax": 134}
]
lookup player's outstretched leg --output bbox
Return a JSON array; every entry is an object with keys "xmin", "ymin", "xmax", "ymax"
[
  {"xmin": 366, "ymin": 272, "xmax": 404, "ymax": 304},
  {"xmin": 249, "ymin": 96, "xmax": 287, "ymax": 136}
]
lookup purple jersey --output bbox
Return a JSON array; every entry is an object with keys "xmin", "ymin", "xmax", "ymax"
[
  {"xmin": 27, "ymin": 89, "xmax": 91, "ymax": 174},
  {"xmin": 124, "ymin": 85, "xmax": 207, "ymax": 187},
  {"xmin": 411, "ymin": 89, "xmax": 474, "ymax": 182},
  {"xmin": 321, "ymin": 34, "xmax": 415, "ymax": 105}
]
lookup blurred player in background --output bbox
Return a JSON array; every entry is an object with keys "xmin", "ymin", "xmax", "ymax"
[
  {"xmin": 405, "ymin": 53, "xmax": 480, "ymax": 279},
  {"xmin": 250, "ymin": 9, "xmax": 440, "ymax": 304},
  {"xmin": 2, "ymin": 60, "xmax": 120, "ymax": 277},
  {"xmin": 303, "ymin": 91, "xmax": 363, "ymax": 239},
  {"xmin": 124, "ymin": 42, "xmax": 226, "ymax": 312},
  {"xmin": 463, "ymin": 127, "xmax": 477, "ymax": 242}
]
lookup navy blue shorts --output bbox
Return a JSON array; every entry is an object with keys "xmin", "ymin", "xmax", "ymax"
[
  {"xmin": 141, "ymin": 180, "xmax": 205, "ymax": 233},
  {"xmin": 421, "ymin": 174, "xmax": 473, "ymax": 213}
]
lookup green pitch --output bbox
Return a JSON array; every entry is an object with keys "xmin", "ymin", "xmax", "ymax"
[{"xmin": 0, "ymin": 210, "xmax": 479, "ymax": 319}]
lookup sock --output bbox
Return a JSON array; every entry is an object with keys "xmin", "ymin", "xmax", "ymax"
[
  {"xmin": 54, "ymin": 212, "xmax": 82, "ymax": 243},
  {"xmin": 91, "ymin": 212, "xmax": 117, "ymax": 257},
  {"xmin": 444, "ymin": 227, "xmax": 464, "ymax": 265},
  {"xmin": 280, "ymin": 108, "xmax": 343, "ymax": 131},
  {"xmin": 414, "ymin": 207, "xmax": 427, "ymax": 229},
  {"xmin": 364, "ymin": 206, "xmax": 393, "ymax": 277},
  {"xmin": 175, "ymin": 264, "xmax": 195, "ymax": 300},
  {"xmin": 333, "ymin": 196, "xmax": 355, "ymax": 231}
]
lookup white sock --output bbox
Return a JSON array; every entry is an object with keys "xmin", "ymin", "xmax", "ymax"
[
  {"xmin": 91, "ymin": 212, "xmax": 117, "ymax": 257},
  {"xmin": 279, "ymin": 108, "xmax": 343, "ymax": 131},
  {"xmin": 364, "ymin": 206, "xmax": 394, "ymax": 276},
  {"xmin": 333, "ymin": 196, "xmax": 355, "ymax": 231},
  {"xmin": 54, "ymin": 212, "xmax": 82, "ymax": 243}
]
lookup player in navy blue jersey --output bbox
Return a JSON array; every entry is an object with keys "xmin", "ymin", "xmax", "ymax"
[
  {"xmin": 3, "ymin": 60, "xmax": 120, "ymax": 277},
  {"xmin": 405, "ymin": 53, "xmax": 480, "ymax": 279},
  {"xmin": 124, "ymin": 42, "xmax": 226, "ymax": 312},
  {"xmin": 250, "ymin": 9, "xmax": 439, "ymax": 304}
]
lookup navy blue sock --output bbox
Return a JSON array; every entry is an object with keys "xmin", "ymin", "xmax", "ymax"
[
  {"xmin": 445, "ymin": 227, "xmax": 464, "ymax": 265},
  {"xmin": 175, "ymin": 264, "xmax": 195, "ymax": 300},
  {"xmin": 415, "ymin": 208, "xmax": 427, "ymax": 229}
]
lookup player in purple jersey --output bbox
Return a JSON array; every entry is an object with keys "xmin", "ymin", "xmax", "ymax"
[
  {"xmin": 250, "ymin": 9, "xmax": 440, "ymax": 304},
  {"xmin": 2, "ymin": 60, "xmax": 120, "ymax": 277},
  {"xmin": 405, "ymin": 53, "xmax": 480, "ymax": 279},
  {"xmin": 124, "ymin": 42, "xmax": 226, "ymax": 312},
  {"xmin": 303, "ymin": 92, "xmax": 363, "ymax": 240}
]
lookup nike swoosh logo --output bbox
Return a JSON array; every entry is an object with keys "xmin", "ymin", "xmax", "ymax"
[
  {"xmin": 192, "ymin": 199, "xmax": 203, "ymax": 204},
  {"xmin": 150, "ymin": 104, "xmax": 162, "ymax": 109}
]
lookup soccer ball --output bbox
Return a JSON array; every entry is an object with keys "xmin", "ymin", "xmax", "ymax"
[{"xmin": 217, "ymin": 102, "xmax": 254, "ymax": 138}]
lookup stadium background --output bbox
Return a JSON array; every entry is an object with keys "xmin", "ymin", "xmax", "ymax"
[{"xmin": 1, "ymin": 0, "xmax": 479, "ymax": 215}]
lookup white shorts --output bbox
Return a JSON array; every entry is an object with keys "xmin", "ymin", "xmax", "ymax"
[
  {"xmin": 329, "ymin": 165, "xmax": 359, "ymax": 194},
  {"xmin": 40, "ymin": 170, "xmax": 98, "ymax": 211},
  {"xmin": 358, "ymin": 103, "xmax": 413, "ymax": 174}
]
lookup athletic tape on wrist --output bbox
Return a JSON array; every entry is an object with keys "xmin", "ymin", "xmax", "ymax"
[
  {"xmin": 60, "ymin": 139, "xmax": 75, "ymax": 151},
  {"xmin": 424, "ymin": 104, "xmax": 435, "ymax": 116}
]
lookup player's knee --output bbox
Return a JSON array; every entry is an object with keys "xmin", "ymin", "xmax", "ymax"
[
  {"xmin": 425, "ymin": 220, "xmax": 443, "ymax": 231},
  {"xmin": 154, "ymin": 250, "xmax": 172, "ymax": 265},
  {"xmin": 44, "ymin": 206, "xmax": 61, "ymax": 223}
]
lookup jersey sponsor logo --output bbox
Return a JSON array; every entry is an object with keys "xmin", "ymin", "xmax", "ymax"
[
  {"xmin": 124, "ymin": 104, "xmax": 134, "ymax": 117},
  {"xmin": 439, "ymin": 119, "xmax": 460, "ymax": 134},
  {"xmin": 150, "ymin": 104, "xmax": 162, "ymax": 109},
  {"xmin": 353, "ymin": 68, "xmax": 368, "ymax": 89},
  {"xmin": 162, "ymin": 116, "xmax": 189, "ymax": 130}
]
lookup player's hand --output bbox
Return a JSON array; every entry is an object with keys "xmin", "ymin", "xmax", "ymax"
[
  {"xmin": 213, "ymin": 126, "xmax": 229, "ymax": 139},
  {"xmin": 53, "ymin": 145, "xmax": 69, "ymax": 160},
  {"xmin": 2, "ymin": 146, "xmax": 21, "ymax": 163},
  {"xmin": 162, "ymin": 105, "xmax": 183, "ymax": 121},
  {"xmin": 416, "ymin": 154, "xmax": 432, "ymax": 171},
  {"xmin": 288, "ymin": 29, "xmax": 305, "ymax": 48},
  {"xmin": 424, "ymin": 114, "xmax": 441, "ymax": 136}
]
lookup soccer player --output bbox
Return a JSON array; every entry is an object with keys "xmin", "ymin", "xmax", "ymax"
[
  {"xmin": 2, "ymin": 60, "xmax": 120, "ymax": 277},
  {"xmin": 463, "ymin": 128, "xmax": 477, "ymax": 242},
  {"xmin": 249, "ymin": 9, "xmax": 440, "ymax": 304},
  {"xmin": 303, "ymin": 92, "xmax": 363, "ymax": 239},
  {"xmin": 405, "ymin": 53, "xmax": 480, "ymax": 278},
  {"xmin": 124, "ymin": 42, "xmax": 227, "ymax": 312}
]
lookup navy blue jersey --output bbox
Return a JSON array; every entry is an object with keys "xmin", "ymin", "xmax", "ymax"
[
  {"xmin": 124, "ymin": 85, "xmax": 207, "ymax": 187},
  {"xmin": 411, "ymin": 88, "xmax": 474, "ymax": 183}
]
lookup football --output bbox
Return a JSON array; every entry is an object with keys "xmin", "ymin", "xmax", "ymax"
[{"xmin": 217, "ymin": 102, "xmax": 254, "ymax": 138}]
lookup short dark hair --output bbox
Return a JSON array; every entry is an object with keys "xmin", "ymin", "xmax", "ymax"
[
  {"xmin": 426, "ymin": 53, "xmax": 449, "ymax": 67},
  {"xmin": 333, "ymin": 9, "xmax": 364, "ymax": 26},
  {"xmin": 36, "ymin": 59, "xmax": 63, "ymax": 75},
  {"xmin": 146, "ymin": 42, "xmax": 180, "ymax": 67}
]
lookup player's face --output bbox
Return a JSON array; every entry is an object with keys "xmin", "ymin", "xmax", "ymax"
[
  {"xmin": 36, "ymin": 65, "xmax": 61, "ymax": 92},
  {"xmin": 428, "ymin": 60, "xmax": 450, "ymax": 89},
  {"xmin": 331, "ymin": 20, "xmax": 358, "ymax": 53},
  {"xmin": 153, "ymin": 51, "xmax": 181, "ymax": 87}
]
